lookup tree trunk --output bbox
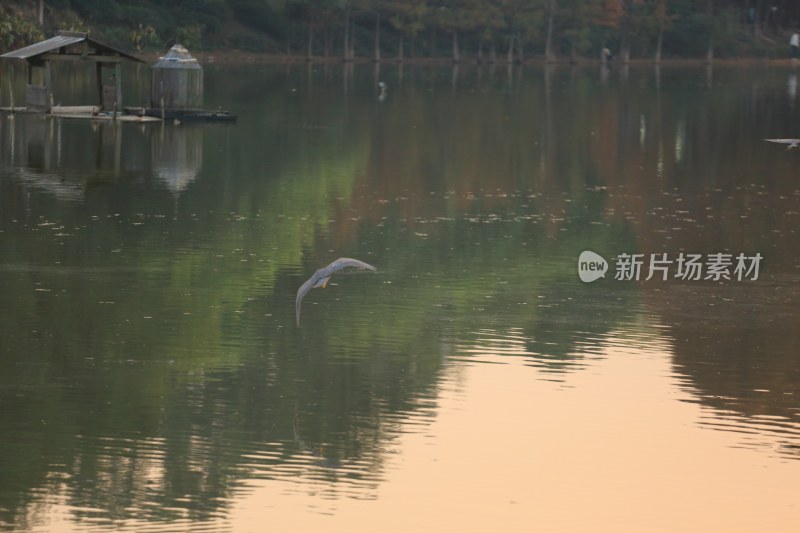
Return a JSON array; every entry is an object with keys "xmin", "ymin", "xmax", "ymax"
[
  {"xmin": 397, "ymin": 35, "xmax": 404, "ymax": 62},
  {"xmin": 506, "ymin": 34, "xmax": 515, "ymax": 64},
  {"xmin": 706, "ymin": 37, "xmax": 714, "ymax": 64},
  {"xmin": 620, "ymin": 0, "xmax": 631, "ymax": 64},
  {"xmin": 705, "ymin": 0, "xmax": 714, "ymax": 64},
  {"xmin": 545, "ymin": 0, "xmax": 557, "ymax": 62},
  {"xmin": 343, "ymin": 8, "xmax": 352, "ymax": 62},
  {"xmin": 306, "ymin": 23, "xmax": 314, "ymax": 61},
  {"xmin": 654, "ymin": 27, "xmax": 663, "ymax": 63},
  {"xmin": 477, "ymin": 39, "xmax": 483, "ymax": 64},
  {"xmin": 38, "ymin": 0, "xmax": 44, "ymax": 25},
  {"xmin": 754, "ymin": 0, "xmax": 765, "ymax": 37},
  {"xmin": 373, "ymin": 13, "xmax": 381, "ymax": 62},
  {"xmin": 452, "ymin": 31, "xmax": 460, "ymax": 63}
]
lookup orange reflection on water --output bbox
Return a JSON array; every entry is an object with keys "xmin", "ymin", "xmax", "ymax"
[{"xmin": 230, "ymin": 337, "xmax": 800, "ymax": 532}]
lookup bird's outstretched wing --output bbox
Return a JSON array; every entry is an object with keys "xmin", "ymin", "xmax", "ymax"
[
  {"xmin": 295, "ymin": 257, "xmax": 377, "ymax": 326},
  {"xmin": 764, "ymin": 138, "xmax": 800, "ymax": 148},
  {"xmin": 325, "ymin": 257, "xmax": 377, "ymax": 274}
]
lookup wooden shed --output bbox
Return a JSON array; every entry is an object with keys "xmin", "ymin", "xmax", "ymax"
[{"xmin": 1, "ymin": 30, "xmax": 143, "ymax": 114}]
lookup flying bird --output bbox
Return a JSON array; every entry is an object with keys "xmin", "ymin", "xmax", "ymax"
[
  {"xmin": 295, "ymin": 257, "xmax": 377, "ymax": 326},
  {"xmin": 764, "ymin": 138, "xmax": 800, "ymax": 149}
]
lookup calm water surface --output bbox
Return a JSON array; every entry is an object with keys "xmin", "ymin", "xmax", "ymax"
[{"xmin": 1, "ymin": 62, "xmax": 799, "ymax": 532}]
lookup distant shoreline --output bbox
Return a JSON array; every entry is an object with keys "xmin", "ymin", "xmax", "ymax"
[{"xmin": 150, "ymin": 50, "xmax": 800, "ymax": 68}]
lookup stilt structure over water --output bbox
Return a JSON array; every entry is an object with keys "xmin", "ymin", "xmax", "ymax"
[
  {"xmin": 0, "ymin": 30, "xmax": 143, "ymax": 115},
  {"xmin": 152, "ymin": 44, "xmax": 203, "ymax": 112},
  {"xmin": 127, "ymin": 44, "xmax": 235, "ymax": 122},
  {"xmin": 1, "ymin": 36, "xmax": 235, "ymax": 122}
]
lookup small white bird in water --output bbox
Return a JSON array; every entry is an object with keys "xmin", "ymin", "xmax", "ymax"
[
  {"xmin": 764, "ymin": 138, "xmax": 800, "ymax": 149},
  {"xmin": 295, "ymin": 257, "xmax": 377, "ymax": 326}
]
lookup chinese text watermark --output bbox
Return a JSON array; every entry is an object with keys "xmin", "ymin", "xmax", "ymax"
[{"xmin": 579, "ymin": 251, "xmax": 762, "ymax": 283}]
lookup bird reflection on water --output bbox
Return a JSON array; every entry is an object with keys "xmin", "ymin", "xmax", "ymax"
[{"xmin": 295, "ymin": 257, "xmax": 377, "ymax": 326}]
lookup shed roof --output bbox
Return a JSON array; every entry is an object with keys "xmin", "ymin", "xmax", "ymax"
[
  {"xmin": 153, "ymin": 44, "xmax": 202, "ymax": 70},
  {"xmin": 1, "ymin": 31, "xmax": 143, "ymax": 62}
]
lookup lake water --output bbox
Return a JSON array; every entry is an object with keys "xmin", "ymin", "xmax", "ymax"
[{"xmin": 1, "ymin": 62, "xmax": 799, "ymax": 532}]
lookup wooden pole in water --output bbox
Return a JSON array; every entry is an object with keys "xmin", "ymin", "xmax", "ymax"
[
  {"xmin": 4, "ymin": 62, "xmax": 12, "ymax": 110},
  {"xmin": 95, "ymin": 62, "xmax": 103, "ymax": 111},
  {"xmin": 44, "ymin": 61, "xmax": 52, "ymax": 113},
  {"xmin": 114, "ymin": 119, "xmax": 121, "ymax": 175},
  {"xmin": 114, "ymin": 62, "xmax": 122, "ymax": 115}
]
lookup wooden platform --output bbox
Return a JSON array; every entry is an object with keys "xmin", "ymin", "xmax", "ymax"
[
  {"xmin": 1, "ymin": 105, "xmax": 234, "ymax": 123},
  {"xmin": 0, "ymin": 106, "xmax": 161, "ymax": 122},
  {"xmin": 125, "ymin": 107, "xmax": 237, "ymax": 122}
]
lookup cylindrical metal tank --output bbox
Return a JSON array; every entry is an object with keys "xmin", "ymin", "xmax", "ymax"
[{"xmin": 150, "ymin": 44, "xmax": 203, "ymax": 110}]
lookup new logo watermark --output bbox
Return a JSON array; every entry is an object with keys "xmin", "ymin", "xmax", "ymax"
[
  {"xmin": 578, "ymin": 251, "xmax": 609, "ymax": 282},
  {"xmin": 578, "ymin": 251, "xmax": 762, "ymax": 282}
]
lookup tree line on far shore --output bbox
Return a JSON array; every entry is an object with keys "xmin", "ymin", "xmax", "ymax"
[{"xmin": 2, "ymin": 1, "xmax": 800, "ymax": 62}]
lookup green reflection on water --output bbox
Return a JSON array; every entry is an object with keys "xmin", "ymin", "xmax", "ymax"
[{"xmin": 0, "ymin": 63, "xmax": 799, "ymax": 530}]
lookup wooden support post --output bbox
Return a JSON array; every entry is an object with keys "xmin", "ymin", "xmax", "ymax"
[
  {"xmin": 95, "ymin": 62, "xmax": 103, "ymax": 110},
  {"xmin": 114, "ymin": 62, "xmax": 122, "ymax": 113},
  {"xmin": 25, "ymin": 62, "xmax": 49, "ymax": 113},
  {"xmin": 44, "ymin": 61, "xmax": 52, "ymax": 112},
  {"xmin": 114, "ymin": 121, "xmax": 122, "ymax": 175},
  {"xmin": 45, "ymin": 118, "xmax": 53, "ymax": 170}
]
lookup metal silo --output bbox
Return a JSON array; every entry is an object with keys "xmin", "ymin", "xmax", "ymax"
[{"xmin": 150, "ymin": 44, "xmax": 203, "ymax": 111}]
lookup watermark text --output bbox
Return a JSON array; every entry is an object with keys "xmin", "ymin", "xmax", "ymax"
[{"xmin": 579, "ymin": 251, "xmax": 762, "ymax": 282}]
